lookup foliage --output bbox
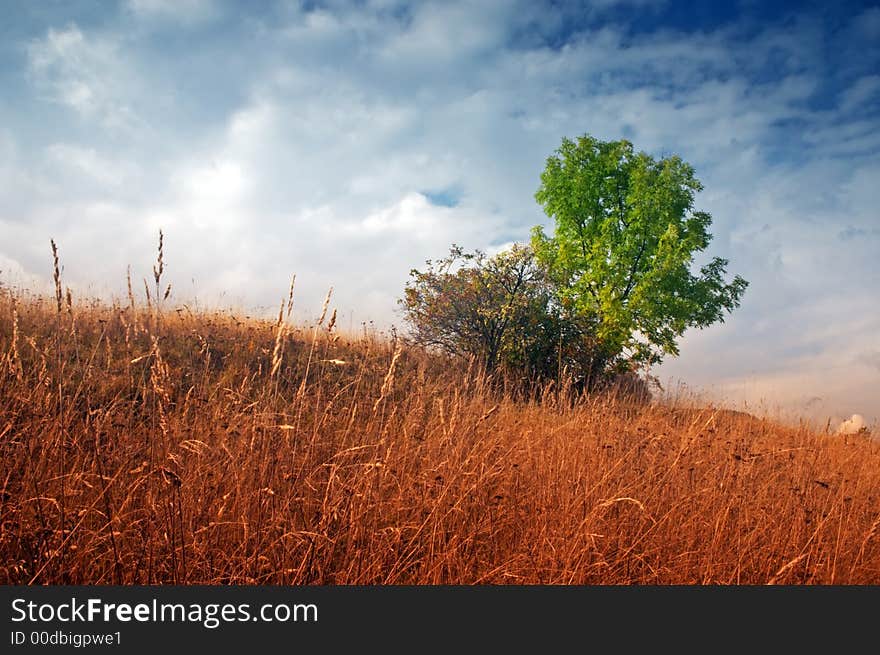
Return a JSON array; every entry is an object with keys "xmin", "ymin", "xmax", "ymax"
[
  {"xmin": 400, "ymin": 244, "xmax": 606, "ymax": 383},
  {"xmin": 532, "ymin": 134, "xmax": 749, "ymax": 366}
]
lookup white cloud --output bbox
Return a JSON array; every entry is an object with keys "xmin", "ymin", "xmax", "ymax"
[
  {"xmin": 177, "ymin": 160, "xmax": 250, "ymax": 216},
  {"xmin": 26, "ymin": 25, "xmax": 139, "ymax": 130},
  {"xmin": 126, "ymin": 0, "xmax": 217, "ymax": 24},
  {"xmin": 46, "ymin": 143, "xmax": 134, "ymax": 187},
  {"xmin": 379, "ymin": 2, "xmax": 509, "ymax": 63},
  {"xmin": 0, "ymin": 252, "xmax": 35, "ymax": 290},
  {"xmin": 0, "ymin": 131, "xmax": 47, "ymax": 213},
  {"xmin": 839, "ymin": 75, "xmax": 880, "ymax": 114}
]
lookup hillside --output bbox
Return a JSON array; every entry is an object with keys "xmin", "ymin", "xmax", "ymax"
[{"xmin": 2, "ymin": 289, "xmax": 879, "ymax": 584}]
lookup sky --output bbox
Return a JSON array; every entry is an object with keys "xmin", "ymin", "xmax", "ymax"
[{"xmin": 1, "ymin": 0, "xmax": 878, "ymax": 427}]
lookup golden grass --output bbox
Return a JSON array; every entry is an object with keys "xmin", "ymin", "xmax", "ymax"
[{"xmin": 1, "ymin": 263, "xmax": 879, "ymax": 584}]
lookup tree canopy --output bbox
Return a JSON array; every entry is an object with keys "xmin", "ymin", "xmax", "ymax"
[
  {"xmin": 531, "ymin": 134, "xmax": 748, "ymax": 367},
  {"xmin": 400, "ymin": 134, "xmax": 748, "ymax": 392},
  {"xmin": 400, "ymin": 244, "xmax": 606, "ymax": 384}
]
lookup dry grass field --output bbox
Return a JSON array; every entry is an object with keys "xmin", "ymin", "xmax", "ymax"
[{"xmin": 1, "ymin": 250, "xmax": 879, "ymax": 585}]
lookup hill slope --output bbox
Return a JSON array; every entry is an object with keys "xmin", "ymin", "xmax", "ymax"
[{"xmin": 2, "ymin": 292, "xmax": 879, "ymax": 584}]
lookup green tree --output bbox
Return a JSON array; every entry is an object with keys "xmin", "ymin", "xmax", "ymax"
[{"xmin": 532, "ymin": 134, "xmax": 748, "ymax": 367}]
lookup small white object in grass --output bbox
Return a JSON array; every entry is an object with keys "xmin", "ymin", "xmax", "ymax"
[{"xmin": 836, "ymin": 414, "xmax": 867, "ymax": 435}]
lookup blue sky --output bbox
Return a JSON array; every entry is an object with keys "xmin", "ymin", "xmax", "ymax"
[{"xmin": 1, "ymin": 0, "xmax": 878, "ymax": 425}]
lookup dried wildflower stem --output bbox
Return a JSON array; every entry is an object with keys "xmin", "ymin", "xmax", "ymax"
[
  {"xmin": 149, "ymin": 335, "xmax": 172, "ymax": 448},
  {"xmin": 298, "ymin": 286, "xmax": 333, "ymax": 400},
  {"xmin": 9, "ymin": 296, "xmax": 22, "ymax": 379},
  {"xmin": 316, "ymin": 287, "xmax": 332, "ymax": 327},
  {"xmin": 126, "ymin": 265, "xmax": 138, "ymax": 334},
  {"xmin": 51, "ymin": 239, "xmax": 62, "ymax": 315},
  {"xmin": 152, "ymin": 230, "xmax": 164, "ymax": 334},
  {"xmin": 373, "ymin": 344, "xmax": 402, "ymax": 413},
  {"xmin": 50, "ymin": 238, "xmax": 67, "ymax": 580},
  {"xmin": 269, "ymin": 275, "xmax": 296, "ymax": 407},
  {"xmin": 270, "ymin": 299, "xmax": 286, "ymax": 379},
  {"xmin": 286, "ymin": 274, "xmax": 296, "ymax": 319}
]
